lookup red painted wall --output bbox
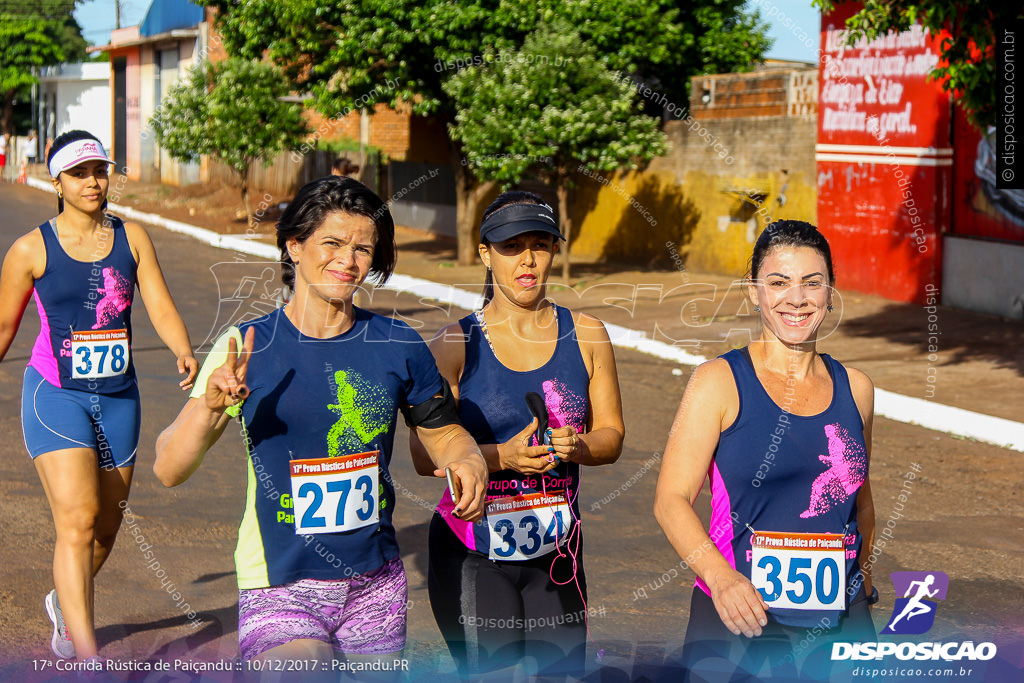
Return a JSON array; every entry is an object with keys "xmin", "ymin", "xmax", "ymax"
[
  {"xmin": 951, "ymin": 105, "xmax": 1024, "ymax": 242},
  {"xmin": 817, "ymin": 2, "xmax": 951, "ymax": 304}
]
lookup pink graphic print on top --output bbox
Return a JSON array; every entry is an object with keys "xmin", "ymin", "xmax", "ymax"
[
  {"xmin": 542, "ymin": 379, "xmax": 586, "ymax": 430},
  {"xmin": 799, "ymin": 423, "xmax": 867, "ymax": 518},
  {"xmin": 523, "ymin": 380, "xmax": 587, "ymax": 447},
  {"xmin": 92, "ymin": 267, "xmax": 132, "ymax": 329}
]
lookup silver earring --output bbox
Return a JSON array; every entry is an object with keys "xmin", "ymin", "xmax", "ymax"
[
  {"xmin": 827, "ymin": 304, "xmax": 834, "ymax": 312},
  {"xmin": 753, "ymin": 305, "xmax": 760, "ymax": 312}
]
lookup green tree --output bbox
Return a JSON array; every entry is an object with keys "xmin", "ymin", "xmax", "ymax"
[
  {"xmin": 200, "ymin": 0, "xmax": 770, "ymax": 263},
  {"xmin": 446, "ymin": 25, "xmax": 667, "ymax": 280},
  {"xmin": 0, "ymin": 0, "xmax": 88, "ymax": 134},
  {"xmin": 150, "ymin": 58, "xmax": 309, "ymax": 226},
  {"xmin": 814, "ymin": 0, "xmax": 1017, "ymax": 128}
]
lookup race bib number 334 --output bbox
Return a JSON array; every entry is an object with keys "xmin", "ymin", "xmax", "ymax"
[
  {"xmin": 750, "ymin": 531, "xmax": 846, "ymax": 611},
  {"xmin": 289, "ymin": 451, "xmax": 379, "ymax": 535},
  {"xmin": 486, "ymin": 491, "xmax": 571, "ymax": 561}
]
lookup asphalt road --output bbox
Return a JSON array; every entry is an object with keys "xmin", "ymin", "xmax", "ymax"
[{"xmin": 0, "ymin": 183, "xmax": 1021, "ymax": 682}]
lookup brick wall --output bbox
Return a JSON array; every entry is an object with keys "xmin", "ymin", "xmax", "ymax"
[
  {"xmin": 301, "ymin": 101, "xmax": 447, "ymax": 164},
  {"xmin": 665, "ymin": 115, "xmax": 818, "ymax": 181},
  {"xmin": 367, "ymin": 102, "xmax": 411, "ymax": 160},
  {"xmin": 204, "ymin": 9, "xmax": 228, "ymax": 63},
  {"xmin": 691, "ymin": 68, "xmax": 818, "ymax": 120}
]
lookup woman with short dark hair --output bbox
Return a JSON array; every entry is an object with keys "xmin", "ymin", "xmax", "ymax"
[{"xmin": 155, "ymin": 175, "xmax": 487, "ymax": 673}]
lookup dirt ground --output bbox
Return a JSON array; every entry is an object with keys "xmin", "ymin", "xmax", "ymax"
[{"xmin": 108, "ymin": 177, "xmax": 283, "ymax": 237}]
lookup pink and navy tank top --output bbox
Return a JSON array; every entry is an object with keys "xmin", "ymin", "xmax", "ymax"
[
  {"xmin": 438, "ymin": 304, "xmax": 590, "ymax": 557},
  {"xmin": 700, "ymin": 348, "xmax": 868, "ymax": 626},
  {"xmin": 29, "ymin": 216, "xmax": 137, "ymax": 393}
]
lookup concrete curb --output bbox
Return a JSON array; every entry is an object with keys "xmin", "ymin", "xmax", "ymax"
[{"xmin": 24, "ymin": 176, "xmax": 1024, "ymax": 452}]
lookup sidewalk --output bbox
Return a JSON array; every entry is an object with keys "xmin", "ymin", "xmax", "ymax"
[{"xmin": 22, "ymin": 173, "xmax": 1024, "ymax": 451}]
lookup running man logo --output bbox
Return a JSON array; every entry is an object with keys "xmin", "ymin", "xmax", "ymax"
[
  {"xmin": 200, "ymin": 263, "xmax": 284, "ymax": 349},
  {"xmin": 881, "ymin": 571, "xmax": 949, "ymax": 635}
]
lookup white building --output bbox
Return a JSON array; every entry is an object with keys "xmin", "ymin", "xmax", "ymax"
[{"xmin": 37, "ymin": 62, "xmax": 113, "ymax": 158}]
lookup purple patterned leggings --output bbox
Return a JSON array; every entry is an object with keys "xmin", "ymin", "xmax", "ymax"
[{"xmin": 238, "ymin": 557, "xmax": 407, "ymax": 660}]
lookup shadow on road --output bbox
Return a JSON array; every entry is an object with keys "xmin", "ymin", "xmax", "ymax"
[
  {"xmin": 97, "ymin": 603, "xmax": 238, "ymax": 655},
  {"xmin": 397, "ymin": 521, "xmax": 431, "ymax": 589},
  {"xmin": 841, "ymin": 301, "xmax": 1024, "ymax": 376},
  {"xmin": 193, "ymin": 571, "xmax": 236, "ymax": 585}
]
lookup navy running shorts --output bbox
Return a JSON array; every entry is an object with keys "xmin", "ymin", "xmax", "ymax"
[{"xmin": 22, "ymin": 366, "xmax": 141, "ymax": 468}]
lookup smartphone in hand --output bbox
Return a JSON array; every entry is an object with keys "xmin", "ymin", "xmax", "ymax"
[{"xmin": 445, "ymin": 467, "xmax": 463, "ymax": 505}]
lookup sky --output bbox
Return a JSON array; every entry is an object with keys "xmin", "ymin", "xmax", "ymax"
[
  {"xmin": 74, "ymin": 0, "xmax": 821, "ymax": 62},
  {"xmin": 759, "ymin": 0, "xmax": 822, "ymax": 63},
  {"xmin": 74, "ymin": 0, "xmax": 148, "ymax": 47}
]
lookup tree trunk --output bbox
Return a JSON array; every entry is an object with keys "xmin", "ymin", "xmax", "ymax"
[
  {"xmin": 2, "ymin": 91, "xmax": 14, "ymax": 136},
  {"xmin": 237, "ymin": 164, "xmax": 254, "ymax": 227},
  {"xmin": 556, "ymin": 169, "xmax": 573, "ymax": 283},
  {"xmin": 451, "ymin": 143, "xmax": 496, "ymax": 265}
]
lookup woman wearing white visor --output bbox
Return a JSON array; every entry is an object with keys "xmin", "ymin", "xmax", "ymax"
[{"xmin": 0, "ymin": 130, "xmax": 198, "ymax": 663}]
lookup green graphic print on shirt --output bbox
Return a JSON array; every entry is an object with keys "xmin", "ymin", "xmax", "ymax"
[
  {"xmin": 326, "ymin": 369, "xmax": 391, "ymax": 457},
  {"xmin": 327, "ymin": 369, "xmax": 393, "ymax": 512}
]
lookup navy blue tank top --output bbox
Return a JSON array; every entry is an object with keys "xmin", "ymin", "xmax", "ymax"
[
  {"xmin": 29, "ymin": 216, "xmax": 137, "ymax": 393},
  {"xmin": 438, "ymin": 304, "xmax": 591, "ymax": 556},
  {"xmin": 699, "ymin": 348, "xmax": 868, "ymax": 627}
]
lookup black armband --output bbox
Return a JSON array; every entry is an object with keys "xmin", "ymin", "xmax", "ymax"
[{"xmin": 402, "ymin": 377, "xmax": 461, "ymax": 429}]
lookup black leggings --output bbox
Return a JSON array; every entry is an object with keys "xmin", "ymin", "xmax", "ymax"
[
  {"xmin": 677, "ymin": 587, "xmax": 877, "ymax": 683},
  {"xmin": 427, "ymin": 513, "xmax": 589, "ymax": 677}
]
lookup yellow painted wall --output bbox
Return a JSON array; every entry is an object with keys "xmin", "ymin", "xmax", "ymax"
[
  {"xmin": 570, "ymin": 167, "xmax": 816, "ymax": 276},
  {"xmin": 571, "ymin": 169, "xmax": 697, "ymax": 265},
  {"xmin": 682, "ymin": 169, "xmax": 817, "ymax": 275}
]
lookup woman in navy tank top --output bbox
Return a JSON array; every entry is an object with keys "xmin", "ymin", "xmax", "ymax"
[
  {"xmin": 655, "ymin": 221, "xmax": 877, "ymax": 681},
  {"xmin": 0, "ymin": 131, "xmax": 198, "ymax": 663},
  {"xmin": 411, "ymin": 191, "xmax": 625, "ymax": 678}
]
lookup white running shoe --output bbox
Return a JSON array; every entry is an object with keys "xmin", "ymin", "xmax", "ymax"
[{"xmin": 44, "ymin": 590, "xmax": 76, "ymax": 659}]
